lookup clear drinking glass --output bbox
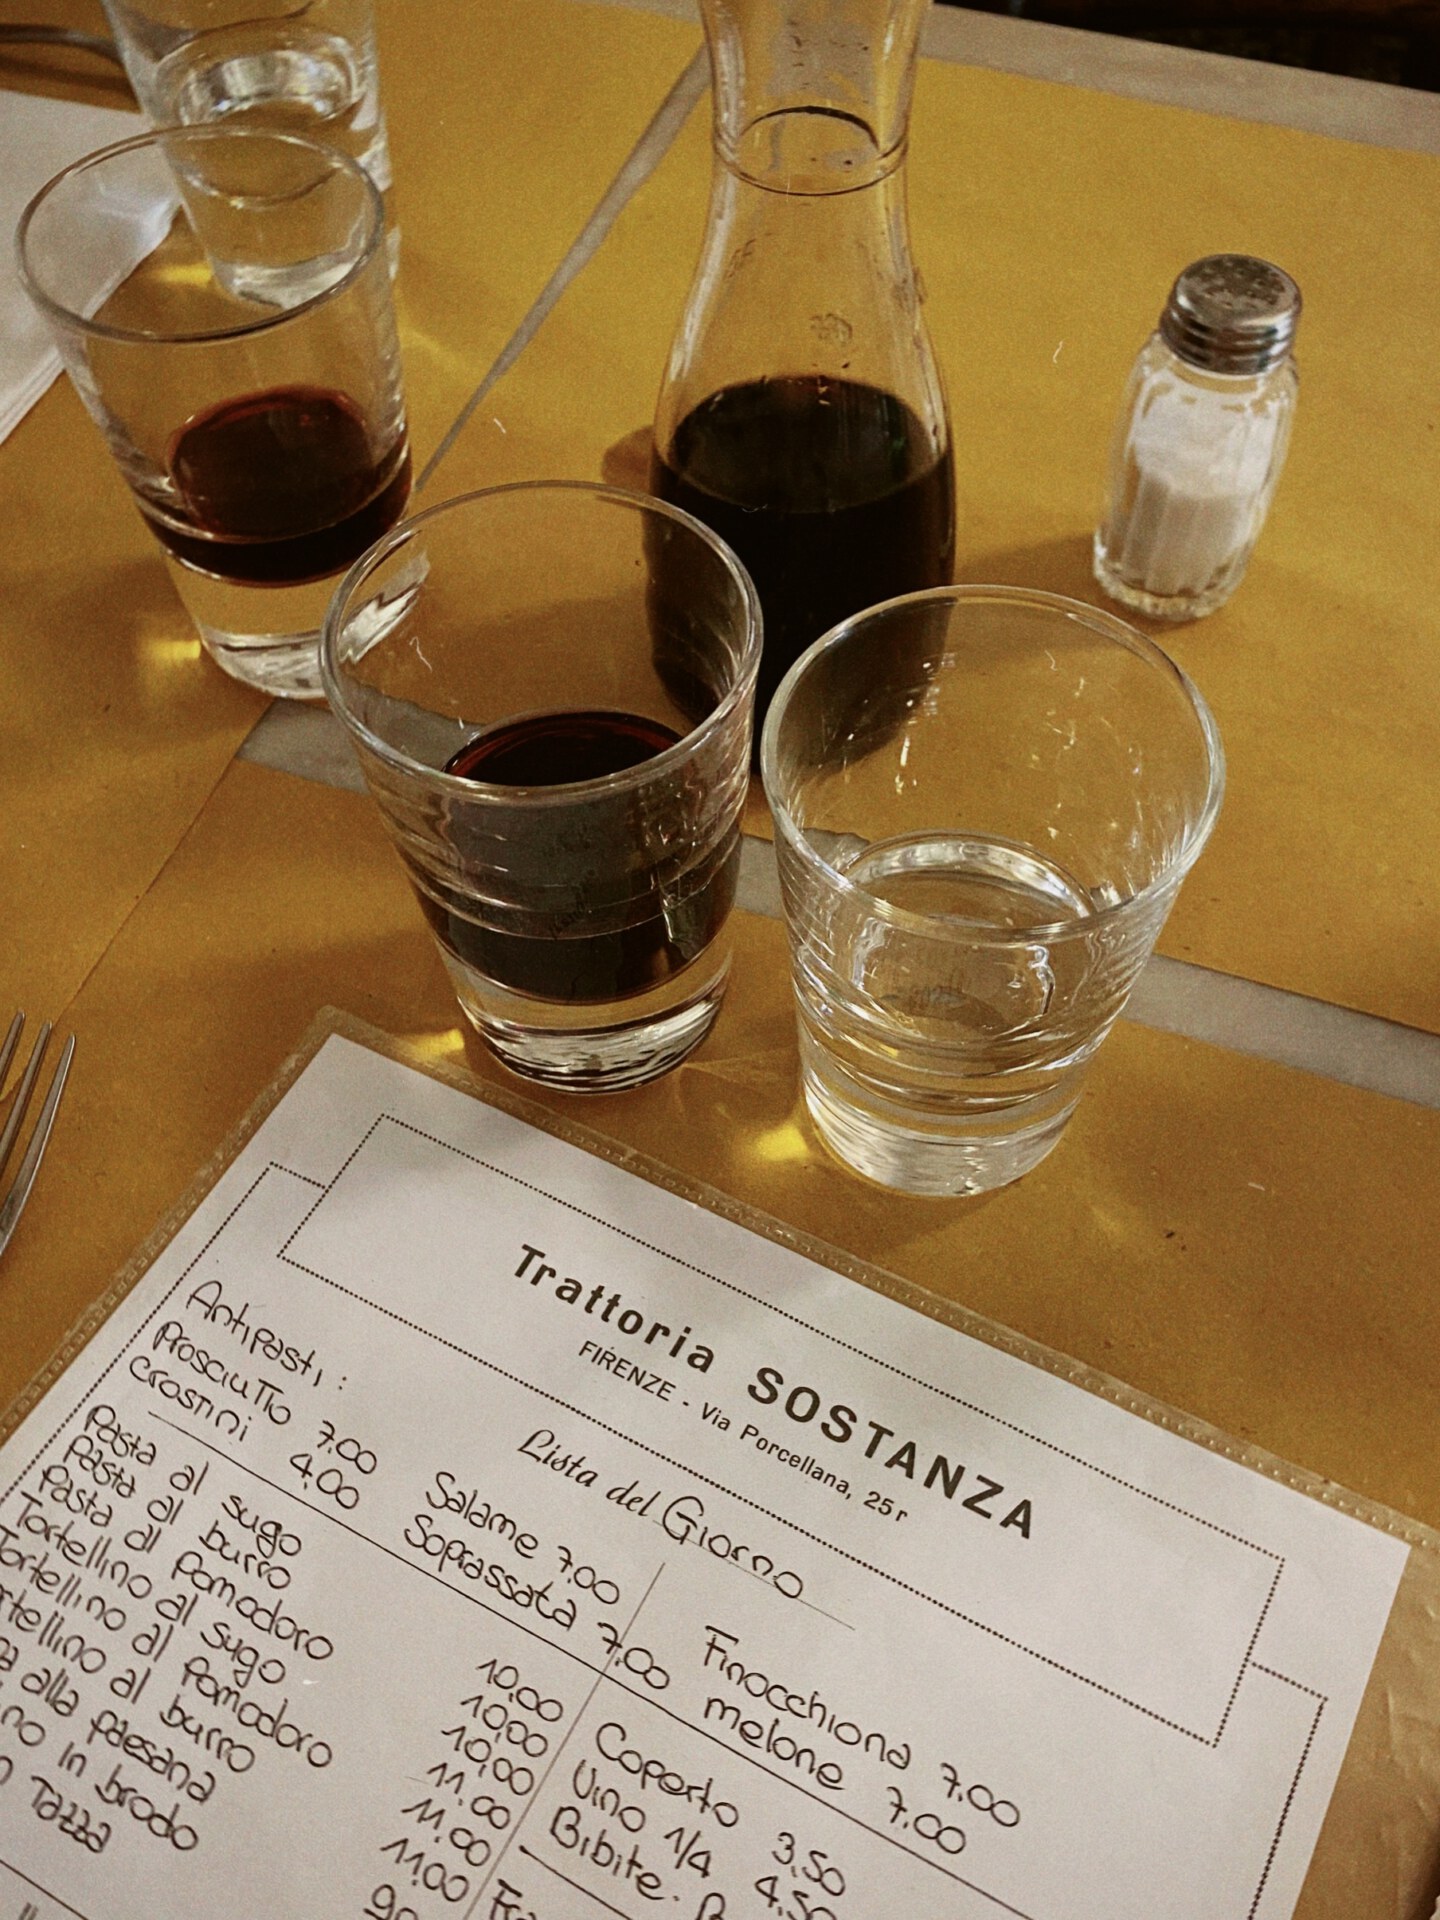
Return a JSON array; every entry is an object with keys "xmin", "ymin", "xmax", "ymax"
[
  {"xmin": 17, "ymin": 126, "xmax": 409, "ymax": 699},
  {"xmin": 321, "ymin": 482, "xmax": 762, "ymax": 1092},
  {"xmin": 100, "ymin": 0, "xmax": 395, "ymax": 280},
  {"xmin": 761, "ymin": 586, "xmax": 1224, "ymax": 1195}
]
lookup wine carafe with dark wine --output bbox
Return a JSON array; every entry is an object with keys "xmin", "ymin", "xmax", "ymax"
[{"xmin": 651, "ymin": 0, "xmax": 954, "ymax": 741}]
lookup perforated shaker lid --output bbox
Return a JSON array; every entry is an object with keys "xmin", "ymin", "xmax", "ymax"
[{"xmin": 1159, "ymin": 255, "xmax": 1301, "ymax": 375}]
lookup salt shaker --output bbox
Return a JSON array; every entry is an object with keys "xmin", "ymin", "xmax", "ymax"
[{"xmin": 1093, "ymin": 255, "xmax": 1300, "ymax": 620}]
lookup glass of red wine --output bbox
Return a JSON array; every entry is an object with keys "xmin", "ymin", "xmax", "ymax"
[
  {"xmin": 321, "ymin": 482, "xmax": 762, "ymax": 1091},
  {"xmin": 17, "ymin": 125, "xmax": 408, "ymax": 699}
]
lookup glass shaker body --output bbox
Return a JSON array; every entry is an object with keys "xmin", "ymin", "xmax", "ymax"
[
  {"xmin": 1094, "ymin": 255, "xmax": 1301, "ymax": 623},
  {"xmin": 652, "ymin": 0, "xmax": 954, "ymax": 734}
]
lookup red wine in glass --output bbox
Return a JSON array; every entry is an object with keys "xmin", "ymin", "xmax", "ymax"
[
  {"xmin": 415, "ymin": 709, "xmax": 739, "ymax": 1005},
  {"xmin": 147, "ymin": 383, "xmax": 411, "ymax": 585}
]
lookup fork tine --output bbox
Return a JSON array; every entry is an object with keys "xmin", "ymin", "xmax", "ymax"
[
  {"xmin": 0, "ymin": 1032, "xmax": 75, "ymax": 1259},
  {"xmin": 0, "ymin": 1021, "xmax": 51, "ymax": 1184},
  {"xmin": 0, "ymin": 1011, "xmax": 23, "ymax": 1089}
]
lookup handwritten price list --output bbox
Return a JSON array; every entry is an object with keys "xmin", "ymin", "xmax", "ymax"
[{"xmin": 1, "ymin": 1393, "xmax": 1027, "ymax": 1920}]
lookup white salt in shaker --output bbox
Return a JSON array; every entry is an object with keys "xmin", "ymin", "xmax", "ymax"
[{"xmin": 1094, "ymin": 254, "xmax": 1300, "ymax": 620}]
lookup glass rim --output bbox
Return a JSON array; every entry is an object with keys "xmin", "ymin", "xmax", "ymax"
[
  {"xmin": 760, "ymin": 581, "xmax": 1227, "ymax": 944},
  {"xmin": 320, "ymin": 479, "xmax": 764, "ymax": 805},
  {"xmin": 15, "ymin": 124, "xmax": 386, "ymax": 346}
]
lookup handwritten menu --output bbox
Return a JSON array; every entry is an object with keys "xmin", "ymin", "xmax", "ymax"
[{"xmin": 0, "ymin": 1035, "xmax": 1406, "ymax": 1919}]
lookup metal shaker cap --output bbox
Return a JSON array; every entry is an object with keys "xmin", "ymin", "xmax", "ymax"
[{"xmin": 1159, "ymin": 254, "xmax": 1301, "ymax": 375}]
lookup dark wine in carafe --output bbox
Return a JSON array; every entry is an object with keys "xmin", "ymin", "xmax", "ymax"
[{"xmin": 652, "ymin": 374, "xmax": 954, "ymax": 735}]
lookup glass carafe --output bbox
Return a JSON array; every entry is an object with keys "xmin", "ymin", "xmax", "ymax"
[{"xmin": 651, "ymin": 0, "xmax": 954, "ymax": 739}]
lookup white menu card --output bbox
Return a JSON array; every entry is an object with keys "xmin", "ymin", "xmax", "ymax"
[{"xmin": 0, "ymin": 1034, "xmax": 1406, "ymax": 1919}]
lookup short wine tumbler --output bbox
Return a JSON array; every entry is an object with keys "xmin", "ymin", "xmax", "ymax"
[
  {"xmin": 761, "ymin": 586, "xmax": 1224, "ymax": 1195},
  {"xmin": 17, "ymin": 125, "xmax": 408, "ymax": 698},
  {"xmin": 322, "ymin": 482, "xmax": 762, "ymax": 1091}
]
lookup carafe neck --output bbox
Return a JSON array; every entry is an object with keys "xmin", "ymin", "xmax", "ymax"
[{"xmin": 702, "ymin": 0, "xmax": 928, "ymax": 194}]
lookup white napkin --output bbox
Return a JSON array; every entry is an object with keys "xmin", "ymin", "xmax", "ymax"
[{"xmin": 1, "ymin": 90, "xmax": 144, "ymax": 444}]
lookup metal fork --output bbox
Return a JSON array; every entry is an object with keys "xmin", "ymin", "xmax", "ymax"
[
  {"xmin": 0, "ymin": 1014, "xmax": 75, "ymax": 1261},
  {"xmin": 0, "ymin": 27, "xmax": 127, "ymax": 69}
]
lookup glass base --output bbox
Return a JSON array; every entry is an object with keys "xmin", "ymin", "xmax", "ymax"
[
  {"xmin": 1092, "ymin": 534, "xmax": 1241, "ymax": 623},
  {"xmin": 444, "ymin": 952, "xmax": 730, "ymax": 1093},
  {"xmin": 798, "ymin": 1031, "xmax": 1079, "ymax": 1197},
  {"xmin": 197, "ymin": 620, "xmax": 325, "ymax": 700}
]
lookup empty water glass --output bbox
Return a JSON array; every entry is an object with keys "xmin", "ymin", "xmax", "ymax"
[{"xmin": 101, "ymin": 0, "xmax": 395, "ymax": 292}]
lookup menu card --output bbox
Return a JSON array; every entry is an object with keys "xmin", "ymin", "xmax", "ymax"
[{"xmin": 0, "ymin": 1032, "xmax": 1407, "ymax": 1919}]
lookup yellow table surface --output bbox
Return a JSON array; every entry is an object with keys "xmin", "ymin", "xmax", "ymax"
[
  {"xmin": 1, "ymin": 0, "xmax": 699, "ymax": 1024},
  {"xmin": 380, "ymin": 0, "xmax": 702, "ymax": 466},
  {"xmin": 4, "ymin": 11, "xmax": 1440, "ymax": 1907},
  {"xmin": 434, "ymin": 53, "xmax": 1440, "ymax": 1037}
]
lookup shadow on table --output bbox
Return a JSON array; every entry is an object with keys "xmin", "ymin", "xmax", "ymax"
[
  {"xmin": 45, "ymin": 552, "xmax": 260, "ymax": 712},
  {"xmin": 953, "ymin": 531, "xmax": 1121, "ymax": 613},
  {"xmin": 602, "ymin": 424, "xmax": 655, "ymax": 494}
]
